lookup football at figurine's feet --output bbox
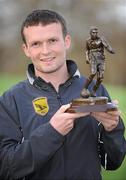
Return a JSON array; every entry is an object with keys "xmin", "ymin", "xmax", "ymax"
[
  {"xmin": 81, "ymin": 88, "xmax": 90, "ymax": 98},
  {"xmin": 90, "ymin": 92, "xmax": 96, "ymax": 97}
]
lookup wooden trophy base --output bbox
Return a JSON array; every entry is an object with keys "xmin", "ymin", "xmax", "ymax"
[{"xmin": 66, "ymin": 96, "xmax": 117, "ymax": 113}]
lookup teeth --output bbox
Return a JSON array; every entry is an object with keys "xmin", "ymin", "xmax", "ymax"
[{"xmin": 41, "ymin": 57, "xmax": 54, "ymax": 61}]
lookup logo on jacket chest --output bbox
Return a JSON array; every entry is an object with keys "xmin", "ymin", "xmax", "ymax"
[{"xmin": 32, "ymin": 97, "xmax": 49, "ymax": 116}]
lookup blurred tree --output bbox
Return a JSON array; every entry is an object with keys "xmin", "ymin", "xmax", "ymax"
[{"xmin": 0, "ymin": 0, "xmax": 125, "ymax": 85}]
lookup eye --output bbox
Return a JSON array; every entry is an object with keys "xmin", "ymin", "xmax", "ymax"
[
  {"xmin": 31, "ymin": 42, "xmax": 40, "ymax": 47},
  {"xmin": 49, "ymin": 38, "xmax": 58, "ymax": 44}
]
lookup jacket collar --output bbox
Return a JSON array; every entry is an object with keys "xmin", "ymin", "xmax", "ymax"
[{"xmin": 27, "ymin": 60, "xmax": 81, "ymax": 88}]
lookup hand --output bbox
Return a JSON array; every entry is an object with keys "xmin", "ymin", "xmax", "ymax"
[
  {"xmin": 91, "ymin": 100, "xmax": 121, "ymax": 131},
  {"xmin": 50, "ymin": 104, "xmax": 90, "ymax": 135},
  {"xmin": 85, "ymin": 52, "xmax": 90, "ymax": 64},
  {"xmin": 110, "ymin": 49, "xmax": 115, "ymax": 54},
  {"xmin": 86, "ymin": 60, "xmax": 90, "ymax": 64},
  {"xmin": 91, "ymin": 110, "xmax": 121, "ymax": 132}
]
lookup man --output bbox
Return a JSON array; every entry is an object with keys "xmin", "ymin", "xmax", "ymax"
[
  {"xmin": 81, "ymin": 26, "xmax": 115, "ymax": 97},
  {"xmin": 0, "ymin": 9, "xmax": 125, "ymax": 180}
]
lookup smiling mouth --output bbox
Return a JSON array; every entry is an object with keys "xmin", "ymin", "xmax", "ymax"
[{"xmin": 40, "ymin": 57, "xmax": 55, "ymax": 63}]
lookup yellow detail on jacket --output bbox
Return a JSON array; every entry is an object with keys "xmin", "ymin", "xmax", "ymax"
[{"xmin": 33, "ymin": 97, "xmax": 49, "ymax": 116}]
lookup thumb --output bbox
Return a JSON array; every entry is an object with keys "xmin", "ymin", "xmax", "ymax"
[
  {"xmin": 112, "ymin": 99, "xmax": 120, "ymax": 112},
  {"xmin": 112, "ymin": 99, "xmax": 119, "ymax": 106},
  {"xmin": 57, "ymin": 104, "xmax": 71, "ymax": 114}
]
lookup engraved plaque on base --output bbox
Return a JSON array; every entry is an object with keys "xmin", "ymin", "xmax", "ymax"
[{"xmin": 66, "ymin": 97, "xmax": 117, "ymax": 113}]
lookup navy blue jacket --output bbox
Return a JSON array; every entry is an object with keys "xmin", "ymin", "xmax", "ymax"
[{"xmin": 0, "ymin": 60, "xmax": 126, "ymax": 180}]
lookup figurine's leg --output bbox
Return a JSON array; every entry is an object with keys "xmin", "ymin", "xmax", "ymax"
[
  {"xmin": 84, "ymin": 74, "xmax": 96, "ymax": 89},
  {"xmin": 81, "ymin": 62, "xmax": 96, "ymax": 98},
  {"xmin": 85, "ymin": 62, "xmax": 97, "ymax": 89},
  {"xmin": 91, "ymin": 77, "xmax": 103, "ymax": 96},
  {"xmin": 81, "ymin": 73, "xmax": 96, "ymax": 98},
  {"xmin": 91, "ymin": 63, "xmax": 105, "ymax": 96}
]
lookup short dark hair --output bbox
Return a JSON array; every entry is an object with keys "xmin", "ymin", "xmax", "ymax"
[
  {"xmin": 21, "ymin": 9, "xmax": 68, "ymax": 44},
  {"xmin": 90, "ymin": 26, "xmax": 98, "ymax": 34}
]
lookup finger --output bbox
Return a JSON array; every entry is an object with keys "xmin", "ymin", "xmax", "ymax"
[
  {"xmin": 66, "ymin": 112, "xmax": 90, "ymax": 119},
  {"xmin": 103, "ymin": 119, "xmax": 119, "ymax": 132},
  {"xmin": 92, "ymin": 111, "xmax": 120, "ymax": 118},
  {"xmin": 107, "ymin": 110, "xmax": 121, "ymax": 116},
  {"xmin": 112, "ymin": 99, "xmax": 119, "ymax": 105},
  {"xmin": 74, "ymin": 112, "xmax": 90, "ymax": 118},
  {"xmin": 56, "ymin": 104, "xmax": 90, "ymax": 120},
  {"xmin": 92, "ymin": 112, "xmax": 120, "ymax": 125}
]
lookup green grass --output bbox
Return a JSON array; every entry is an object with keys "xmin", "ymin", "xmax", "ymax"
[
  {"xmin": 0, "ymin": 75, "xmax": 126, "ymax": 180},
  {"xmin": 102, "ymin": 84, "xmax": 126, "ymax": 180}
]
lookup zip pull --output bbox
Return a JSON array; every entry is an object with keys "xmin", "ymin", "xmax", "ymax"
[{"xmin": 57, "ymin": 94, "xmax": 62, "ymax": 105}]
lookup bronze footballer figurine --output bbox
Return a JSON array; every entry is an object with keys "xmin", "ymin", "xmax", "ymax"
[
  {"xmin": 66, "ymin": 26, "xmax": 117, "ymax": 113},
  {"xmin": 81, "ymin": 26, "xmax": 115, "ymax": 98}
]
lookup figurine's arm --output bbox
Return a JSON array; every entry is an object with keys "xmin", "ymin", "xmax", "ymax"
[{"xmin": 101, "ymin": 36, "xmax": 115, "ymax": 54}]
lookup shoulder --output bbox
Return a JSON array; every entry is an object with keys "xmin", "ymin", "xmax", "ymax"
[
  {"xmin": 10, "ymin": 80, "xmax": 28, "ymax": 93},
  {"xmin": 0, "ymin": 80, "xmax": 28, "ymax": 102},
  {"xmin": 99, "ymin": 36, "xmax": 106, "ymax": 42}
]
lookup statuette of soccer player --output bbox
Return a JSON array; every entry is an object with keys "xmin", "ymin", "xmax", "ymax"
[{"xmin": 81, "ymin": 26, "xmax": 115, "ymax": 98}]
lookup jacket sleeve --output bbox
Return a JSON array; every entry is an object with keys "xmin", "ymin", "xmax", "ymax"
[
  {"xmin": 98, "ymin": 85, "xmax": 126, "ymax": 170},
  {"xmin": 98, "ymin": 119, "xmax": 126, "ymax": 170},
  {"xmin": 0, "ymin": 91, "xmax": 65, "ymax": 179}
]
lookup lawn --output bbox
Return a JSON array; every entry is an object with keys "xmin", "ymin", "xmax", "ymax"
[
  {"xmin": 102, "ymin": 84, "xmax": 126, "ymax": 180},
  {"xmin": 0, "ymin": 74, "xmax": 126, "ymax": 180},
  {"xmin": 0, "ymin": 74, "xmax": 24, "ymax": 94}
]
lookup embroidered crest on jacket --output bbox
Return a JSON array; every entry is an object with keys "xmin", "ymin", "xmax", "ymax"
[{"xmin": 32, "ymin": 97, "xmax": 49, "ymax": 116}]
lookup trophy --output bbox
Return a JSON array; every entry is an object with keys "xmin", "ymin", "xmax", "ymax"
[{"xmin": 66, "ymin": 26, "xmax": 117, "ymax": 113}]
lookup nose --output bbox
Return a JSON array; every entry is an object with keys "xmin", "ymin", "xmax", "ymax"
[{"xmin": 41, "ymin": 42, "xmax": 50, "ymax": 55}]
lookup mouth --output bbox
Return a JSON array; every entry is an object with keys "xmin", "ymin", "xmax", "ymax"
[{"xmin": 40, "ymin": 57, "xmax": 55, "ymax": 62}]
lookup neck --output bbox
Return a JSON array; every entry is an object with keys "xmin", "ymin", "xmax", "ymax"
[{"xmin": 36, "ymin": 64, "xmax": 70, "ymax": 92}]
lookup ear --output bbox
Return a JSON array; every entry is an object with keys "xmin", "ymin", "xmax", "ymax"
[
  {"xmin": 22, "ymin": 43, "xmax": 30, "ymax": 58},
  {"xmin": 64, "ymin": 34, "xmax": 71, "ymax": 50}
]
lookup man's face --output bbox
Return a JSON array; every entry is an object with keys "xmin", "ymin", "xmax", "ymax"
[
  {"xmin": 90, "ymin": 30, "xmax": 98, "ymax": 40},
  {"xmin": 22, "ymin": 23, "xmax": 71, "ymax": 77}
]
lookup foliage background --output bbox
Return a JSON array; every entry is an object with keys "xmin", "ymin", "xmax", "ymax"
[{"xmin": 0, "ymin": 0, "xmax": 126, "ymax": 85}]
